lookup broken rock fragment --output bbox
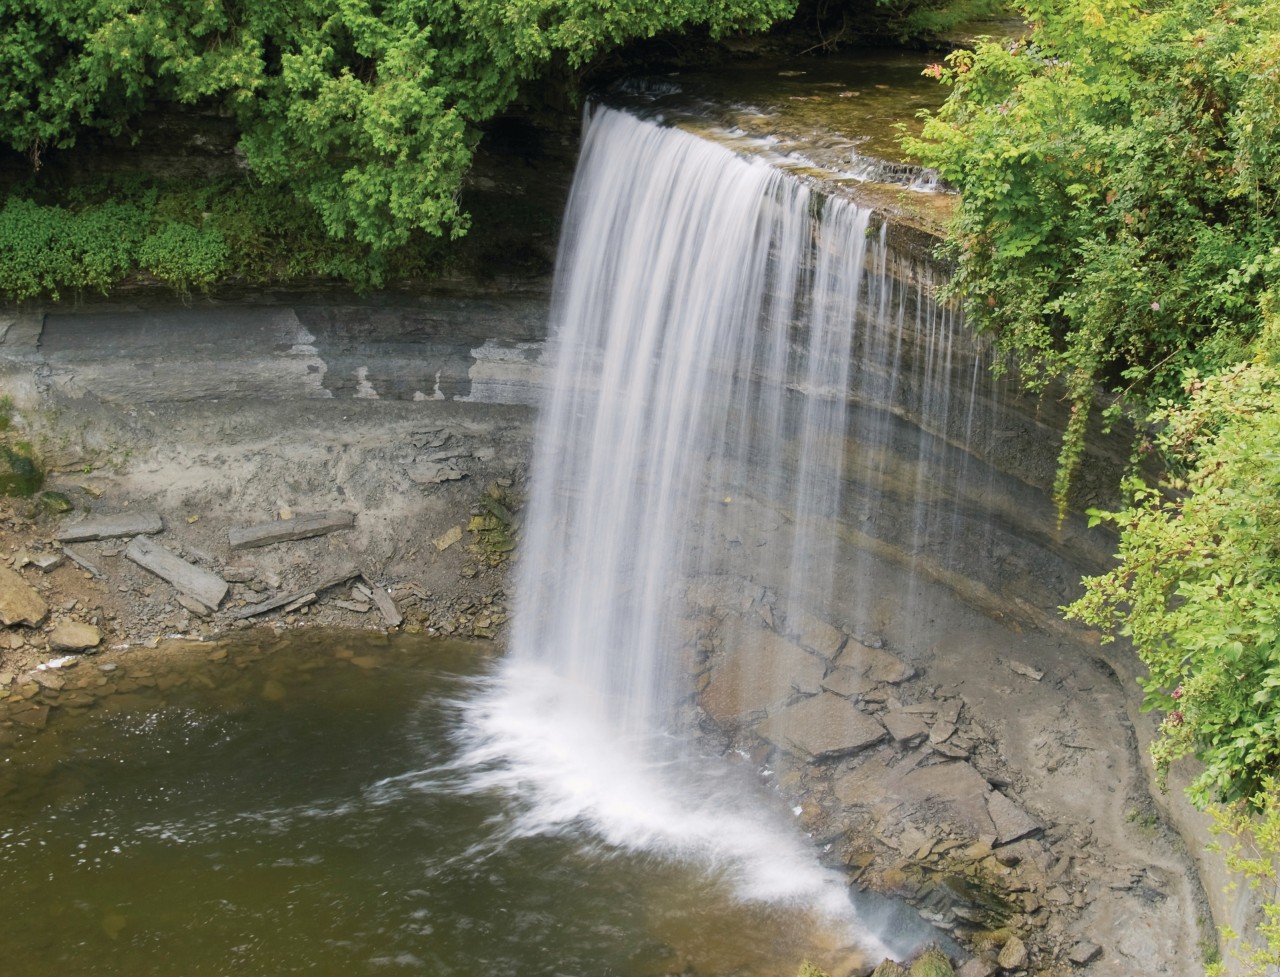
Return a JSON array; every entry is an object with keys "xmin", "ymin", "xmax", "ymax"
[
  {"xmin": 0, "ymin": 565, "xmax": 48, "ymax": 627},
  {"xmin": 48, "ymin": 620, "xmax": 102, "ymax": 652},
  {"xmin": 125, "ymin": 536, "xmax": 228, "ymax": 610},
  {"xmin": 228, "ymin": 511, "xmax": 355, "ymax": 551},
  {"xmin": 56, "ymin": 510, "xmax": 163, "ymax": 543},
  {"xmin": 757, "ymin": 692, "xmax": 886, "ymax": 760}
]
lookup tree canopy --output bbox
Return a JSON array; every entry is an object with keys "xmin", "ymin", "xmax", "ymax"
[{"xmin": 1, "ymin": 0, "xmax": 796, "ymax": 254}]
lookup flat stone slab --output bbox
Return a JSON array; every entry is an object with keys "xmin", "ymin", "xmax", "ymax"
[
  {"xmin": 361, "ymin": 573, "xmax": 404, "ymax": 628},
  {"xmin": 56, "ymin": 510, "xmax": 163, "ymax": 542},
  {"xmin": 987, "ymin": 789, "xmax": 1042, "ymax": 845},
  {"xmin": 125, "ymin": 536, "xmax": 228, "ymax": 610},
  {"xmin": 48, "ymin": 620, "xmax": 102, "ymax": 652},
  {"xmin": 701, "ymin": 627, "xmax": 826, "ymax": 727},
  {"xmin": 821, "ymin": 665, "xmax": 877, "ymax": 699},
  {"xmin": 228, "ymin": 511, "xmax": 355, "ymax": 551},
  {"xmin": 0, "ymin": 565, "xmax": 48, "ymax": 626},
  {"xmin": 785, "ymin": 607, "xmax": 846, "ymax": 660},
  {"xmin": 838, "ymin": 756, "xmax": 997, "ymax": 839},
  {"xmin": 839, "ymin": 640, "xmax": 916, "ymax": 684},
  {"xmin": 884, "ymin": 709, "xmax": 930, "ymax": 745},
  {"xmin": 756, "ymin": 692, "xmax": 886, "ymax": 760}
]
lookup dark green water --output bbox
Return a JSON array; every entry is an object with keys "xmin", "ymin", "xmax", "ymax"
[{"xmin": 0, "ymin": 633, "xmax": 862, "ymax": 977}]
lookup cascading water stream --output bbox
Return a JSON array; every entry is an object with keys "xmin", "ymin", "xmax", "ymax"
[{"xmin": 461, "ymin": 105, "xmax": 986, "ymax": 964}]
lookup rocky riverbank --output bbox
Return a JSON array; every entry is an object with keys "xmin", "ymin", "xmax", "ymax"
[
  {"xmin": 0, "ymin": 283, "xmax": 1220, "ymax": 977},
  {"xmin": 685, "ymin": 571, "xmax": 1215, "ymax": 977}
]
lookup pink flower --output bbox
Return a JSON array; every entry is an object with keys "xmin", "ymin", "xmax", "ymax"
[
  {"xmin": 1168, "ymin": 710, "xmax": 1184, "ymax": 726},
  {"xmin": 1172, "ymin": 685, "xmax": 1184, "ymax": 700}
]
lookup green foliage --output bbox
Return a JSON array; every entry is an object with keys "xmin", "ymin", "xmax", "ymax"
[
  {"xmin": 0, "ymin": 174, "xmax": 455, "ymax": 298},
  {"xmin": 0, "ymin": 442, "xmax": 43, "ymax": 497},
  {"xmin": 908, "ymin": 945, "xmax": 954, "ymax": 977},
  {"xmin": 1207, "ymin": 780, "xmax": 1280, "ymax": 976},
  {"xmin": 0, "ymin": 0, "xmax": 798, "ymax": 273},
  {"xmin": 904, "ymin": 0, "xmax": 1280, "ymax": 514},
  {"xmin": 789, "ymin": 0, "xmax": 1012, "ymax": 47},
  {"xmin": 1067, "ymin": 328, "xmax": 1280, "ymax": 807},
  {"xmin": 136, "ymin": 223, "xmax": 230, "ymax": 293}
]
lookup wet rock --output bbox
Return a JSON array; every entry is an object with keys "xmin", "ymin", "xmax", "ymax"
[
  {"xmin": 908, "ymin": 947, "xmax": 954, "ymax": 977},
  {"xmin": 786, "ymin": 608, "xmax": 846, "ymax": 660},
  {"xmin": 701, "ymin": 628, "xmax": 825, "ymax": 725},
  {"xmin": 1067, "ymin": 941, "xmax": 1101, "ymax": 965},
  {"xmin": 954, "ymin": 959, "xmax": 996, "ymax": 977},
  {"xmin": 821, "ymin": 665, "xmax": 877, "ymax": 698},
  {"xmin": 841, "ymin": 640, "xmax": 916, "ymax": 684},
  {"xmin": 986, "ymin": 790, "xmax": 1041, "ymax": 845},
  {"xmin": 756, "ymin": 692, "xmax": 886, "ymax": 759},
  {"xmin": 7, "ymin": 702, "xmax": 49, "ymax": 728},
  {"xmin": 884, "ymin": 709, "xmax": 930, "ymax": 746},
  {"xmin": 48, "ymin": 620, "xmax": 102, "ymax": 652},
  {"xmin": 39, "ymin": 491, "xmax": 73, "ymax": 514},
  {"xmin": 0, "ymin": 565, "xmax": 48, "ymax": 626}
]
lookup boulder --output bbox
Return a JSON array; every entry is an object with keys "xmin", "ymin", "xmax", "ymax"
[
  {"xmin": 0, "ymin": 565, "xmax": 48, "ymax": 626},
  {"xmin": 996, "ymin": 936, "xmax": 1028, "ymax": 970},
  {"xmin": 909, "ymin": 947, "xmax": 954, "ymax": 977},
  {"xmin": 48, "ymin": 620, "xmax": 102, "ymax": 652},
  {"xmin": 1067, "ymin": 942, "xmax": 1101, "ymax": 965},
  {"xmin": 954, "ymin": 959, "xmax": 996, "ymax": 977}
]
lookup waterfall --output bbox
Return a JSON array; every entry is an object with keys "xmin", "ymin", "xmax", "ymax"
[{"xmin": 461, "ymin": 105, "xmax": 984, "ymax": 963}]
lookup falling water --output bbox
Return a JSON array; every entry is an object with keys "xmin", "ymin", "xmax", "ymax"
[{"xmin": 462, "ymin": 105, "xmax": 985, "ymax": 962}]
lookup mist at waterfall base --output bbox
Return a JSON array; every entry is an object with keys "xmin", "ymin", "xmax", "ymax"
[{"xmin": 460, "ymin": 105, "xmax": 969, "ymax": 966}]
